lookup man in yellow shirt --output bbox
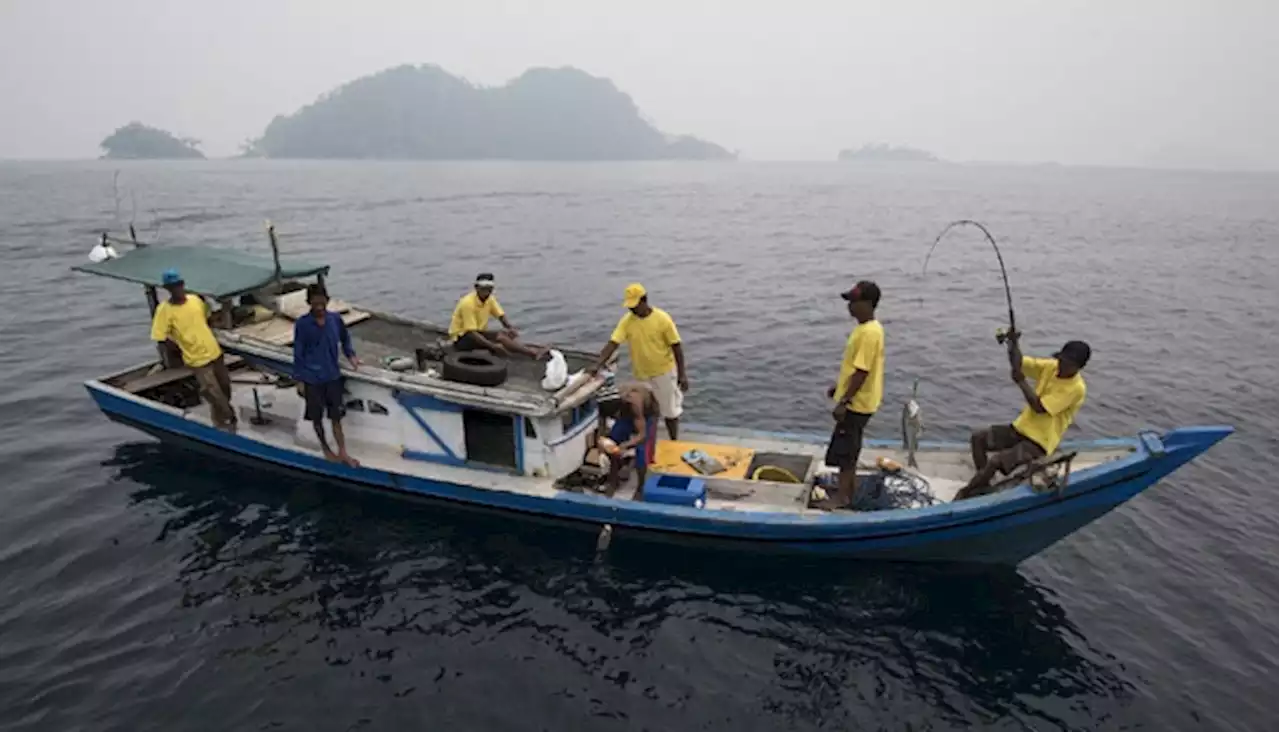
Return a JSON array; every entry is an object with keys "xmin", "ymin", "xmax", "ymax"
[
  {"xmin": 820, "ymin": 281, "xmax": 884, "ymax": 510},
  {"xmin": 956, "ymin": 332, "xmax": 1090, "ymax": 499},
  {"xmin": 149, "ymin": 268, "xmax": 236, "ymax": 430},
  {"xmin": 589, "ymin": 284, "xmax": 688, "ymax": 440},
  {"xmin": 448, "ymin": 273, "xmax": 547, "ymax": 360}
]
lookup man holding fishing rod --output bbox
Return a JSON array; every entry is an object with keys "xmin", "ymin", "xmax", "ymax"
[{"xmin": 957, "ymin": 329, "xmax": 1090, "ymax": 499}]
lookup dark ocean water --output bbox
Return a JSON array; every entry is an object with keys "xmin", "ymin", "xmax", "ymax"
[{"xmin": 0, "ymin": 160, "xmax": 1275, "ymax": 731}]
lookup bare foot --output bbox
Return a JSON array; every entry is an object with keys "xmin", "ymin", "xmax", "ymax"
[
  {"xmin": 323, "ymin": 450, "xmax": 340, "ymax": 462},
  {"xmin": 339, "ymin": 453, "xmax": 361, "ymax": 467}
]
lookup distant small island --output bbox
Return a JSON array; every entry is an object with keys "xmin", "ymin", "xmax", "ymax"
[
  {"xmin": 838, "ymin": 144, "xmax": 939, "ymax": 163},
  {"xmin": 100, "ymin": 122, "xmax": 204, "ymax": 159},
  {"xmin": 243, "ymin": 64, "xmax": 734, "ymax": 161}
]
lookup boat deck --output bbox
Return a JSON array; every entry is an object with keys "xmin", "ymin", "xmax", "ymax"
[
  {"xmin": 129, "ymin": 361, "xmax": 1135, "ymax": 516},
  {"xmin": 225, "ymin": 306, "xmax": 599, "ymax": 399}
]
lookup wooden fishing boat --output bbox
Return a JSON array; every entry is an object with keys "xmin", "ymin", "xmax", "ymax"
[{"xmin": 76, "ymin": 232, "xmax": 1233, "ymax": 565}]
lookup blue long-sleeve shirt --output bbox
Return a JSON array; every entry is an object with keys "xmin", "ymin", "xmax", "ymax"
[{"xmin": 293, "ymin": 311, "xmax": 356, "ymax": 385}]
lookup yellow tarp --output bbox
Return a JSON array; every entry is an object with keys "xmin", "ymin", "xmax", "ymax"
[{"xmin": 650, "ymin": 440, "xmax": 755, "ymax": 479}]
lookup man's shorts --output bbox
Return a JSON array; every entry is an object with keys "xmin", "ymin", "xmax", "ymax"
[
  {"xmin": 453, "ymin": 331, "xmax": 494, "ymax": 351},
  {"xmin": 304, "ymin": 379, "xmax": 346, "ymax": 422},
  {"xmin": 609, "ymin": 415, "xmax": 659, "ymax": 468},
  {"xmin": 979, "ymin": 424, "xmax": 1047, "ymax": 474},
  {"xmin": 642, "ymin": 369, "xmax": 684, "ymax": 420},
  {"xmin": 824, "ymin": 410, "xmax": 873, "ymax": 470}
]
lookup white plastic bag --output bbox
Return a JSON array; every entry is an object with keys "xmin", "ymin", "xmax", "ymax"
[
  {"xmin": 541, "ymin": 349, "xmax": 568, "ymax": 391},
  {"xmin": 88, "ymin": 242, "xmax": 119, "ymax": 263}
]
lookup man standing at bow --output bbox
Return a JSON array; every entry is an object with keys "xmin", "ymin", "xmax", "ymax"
[
  {"xmin": 589, "ymin": 283, "xmax": 688, "ymax": 441},
  {"xmin": 150, "ymin": 268, "xmax": 237, "ymax": 431}
]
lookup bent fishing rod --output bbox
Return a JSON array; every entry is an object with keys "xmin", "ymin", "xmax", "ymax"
[{"xmin": 922, "ymin": 219, "xmax": 1018, "ymax": 345}]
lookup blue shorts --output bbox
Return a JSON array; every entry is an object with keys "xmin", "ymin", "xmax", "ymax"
[{"xmin": 610, "ymin": 416, "xmax": 659, "ymax": 467}]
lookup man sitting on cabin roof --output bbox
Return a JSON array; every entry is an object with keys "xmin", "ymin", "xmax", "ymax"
[
  {"xmin": 448, "ymin": 273, "xmax": 548, "ymax": 360},
  {"xmin": 956, "ymin": 331, "xmax": 1090, "ymax": 500},
  {"xmin": 294, "ymin": 284, "xmax": 362, "ymax": 467},
  {"xmin": 150, "ymin": 268, "xmax": 237, "ymax": 431}
]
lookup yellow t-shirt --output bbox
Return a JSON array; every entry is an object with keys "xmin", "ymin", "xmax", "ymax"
[
  {"xmin": 610, "ymin": 307, "xmax": 681, "ymax": 380},
  {"xmin": 150, "ymin": 296, "xmax": 221, "ymax": 368},
  {"xmin": 833, "ymin": 319, "xmax": 885, "ymax": 414},
  {"xmin": 1012, "ymin": 357, "xmax": 1087, "ymax": 455},
  {"xmin": 448, "ymin": 292, "xmax": 506, "ymax": 341}
]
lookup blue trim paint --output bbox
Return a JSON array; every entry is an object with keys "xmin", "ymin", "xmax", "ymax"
[
  {"xmin": 85, "ymin": 379, "xmax": 1232, "ymax": 564},
  {"xmin": 401, "ymin": 448, "xmax": 467, "ymax": 467},
  {"xmin": 235, "ymin": 352, "xmax": 295, "ymax": 379},
  {"xmin": 394, "ymin": 390, "xmax": 466, "ymax": 414},
  {"xmin": 400, "ymin": 403, "xmax": 459, "ymax": 460},
  {"xmin": 514, "ymin": 416, "xmax": 526, "ymax": 474}
]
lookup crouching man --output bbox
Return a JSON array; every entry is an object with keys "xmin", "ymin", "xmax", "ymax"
[{"xmin": 602, "ymin": 383, "xmax": 661, "ymax": 500}]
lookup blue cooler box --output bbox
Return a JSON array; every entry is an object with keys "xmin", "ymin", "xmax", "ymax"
[{"xmin": 641, "ymin": 474, "xmax": 707, "ymax": 508}]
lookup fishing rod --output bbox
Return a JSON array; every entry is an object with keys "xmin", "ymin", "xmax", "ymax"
[{"xmin": 922, "ymin": 219, "xmax": 1018, "ymax": 345}]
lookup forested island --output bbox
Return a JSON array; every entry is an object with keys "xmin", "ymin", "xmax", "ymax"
[
  {"xmin": 242, "ymin": 64, "xmax": 734, "ymax": 161},
  {"xmin": 100, "ymin": 122, "xmax": 204, "ymax": 159},
  {"xmin": 837, "ymin": 144, "xmax": 939, "ymax": 162}
]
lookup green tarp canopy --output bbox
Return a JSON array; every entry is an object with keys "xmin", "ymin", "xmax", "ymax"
[{"xmin": 74, "ymin": 245, "xmax": 330, "ymax": 299}]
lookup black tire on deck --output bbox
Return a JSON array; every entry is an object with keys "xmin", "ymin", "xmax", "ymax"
[{"xmin": 441, "ymin": 351, "xmax": 508, "ymax": 387}]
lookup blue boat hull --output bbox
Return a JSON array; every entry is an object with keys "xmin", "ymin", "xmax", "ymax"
[{"xmin": 86, "ymin": 381, "xmax": 1232, "ymax": 565}]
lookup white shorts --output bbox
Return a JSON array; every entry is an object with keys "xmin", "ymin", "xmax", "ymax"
[{"xmin": 644, "ymin": 369, "xmax": 684, "ymax": 420}]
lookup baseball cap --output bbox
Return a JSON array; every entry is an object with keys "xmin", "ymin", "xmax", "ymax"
[
  {"xmin": 1054, "ymin": 340, "xmax": 1092, "ymax": 368},
  {"xmin": 474, "ymin": 272, "xmax": 496, "ymax": 288},
  {"xmin": 623, "ymin": 283, "xmax": 647, "ymax": 309},
  {"xmin": 161, "ymin": 268, "xmax": 183, "ymax": 286},
  {"xmin": 839, "ymin": 280, "xmax": 881, "ymax": 307}
]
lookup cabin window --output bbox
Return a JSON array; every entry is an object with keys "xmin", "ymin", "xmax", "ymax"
[
  {"xmin": 368, "ymin": 400, "xmax": 389, "ymax": 416},
  {"xmin": 524, "ymin": 418, "xmax": 537, "ymax": 438},
  {"xmin": 463, "ymin": 409, "xmax": 518, "ymax": 469},
  {"xmin": 560, "ymin": 399, "xmax": 599, "ymax": 433},
  {"xmin": 345, "ymin": 398, "xmax": 366, "ymax": 412}
]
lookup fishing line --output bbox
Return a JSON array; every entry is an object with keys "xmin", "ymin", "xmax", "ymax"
[{"xmin": 921, "ymin": 219, "xmax": 1018, "ymax": 340}]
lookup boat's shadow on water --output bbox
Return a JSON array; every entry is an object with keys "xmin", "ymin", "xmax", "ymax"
[{"xmin": 106, "ymin": 441, "xmax": 1133, "ymax": 728}]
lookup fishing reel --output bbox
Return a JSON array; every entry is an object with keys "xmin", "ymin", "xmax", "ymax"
[{"xmin": 994, "ymin": 327, "xmax": 1020, "ymax": 346}]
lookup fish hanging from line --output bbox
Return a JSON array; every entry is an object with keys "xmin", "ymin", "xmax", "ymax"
[{"xmin": 901, "ymin": 378, "xmax": 922, "ymax": 469}]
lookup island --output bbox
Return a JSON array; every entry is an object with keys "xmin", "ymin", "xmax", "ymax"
[
  {"xmin": 837, "ymin": 144, "xmax": 939, "ymax": 163},
  {"xmin": 100, "ymin": 122, "xmax": 205, "ymax": 159},
  {"xmin": 243, "ymin": 64, "xmax": 734, "ymax": 161}
]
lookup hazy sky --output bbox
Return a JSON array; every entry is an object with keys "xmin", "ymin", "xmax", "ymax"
[{"xmin": 1, "ymin": 0, "xmax": 1275, "ymax": 169}]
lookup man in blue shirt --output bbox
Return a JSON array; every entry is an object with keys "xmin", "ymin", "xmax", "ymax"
[{"xmin": 293, "ymin": 284, "xmax": 361, "ymax": 466}]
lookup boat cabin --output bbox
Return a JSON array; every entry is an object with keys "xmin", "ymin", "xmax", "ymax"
[{"xmin": 76, "ymin": 237, "xmax": 611, "ymax": 481}]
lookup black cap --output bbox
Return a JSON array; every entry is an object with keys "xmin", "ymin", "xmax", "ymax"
[
  {"xmin": 840, "ymin": 280, "xmax": 881, "ymax": 308},
  {"xmin": 1055, "ymin": 340, "xmax": 1091, "ymax": 368}
]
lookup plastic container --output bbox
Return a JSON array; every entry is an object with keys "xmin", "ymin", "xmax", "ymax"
[{"xmin": 641, "ymin": 474, "xmax": 707, "ymax": 508}]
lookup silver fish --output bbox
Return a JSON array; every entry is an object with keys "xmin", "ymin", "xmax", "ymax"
[{"xmin": 901, "ymin": 379, "xmax": 922, "ymax": 468}]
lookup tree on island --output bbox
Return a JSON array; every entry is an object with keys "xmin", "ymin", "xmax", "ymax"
[
  {"xmin": 100, "ymin": 122, "xmax": 204, "ymax": 159},
  {"xmin": 244, "ymin": 64, "xmax": 734, "ymax": 161},
  {"xmin": 838, "ymin": 144, "xmax": 939, "ymax": 162}
]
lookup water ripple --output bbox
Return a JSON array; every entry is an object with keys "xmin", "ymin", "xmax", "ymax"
[{"xmin": 0, "ymin": 161, "xmax": 1274, "ymax": 732}]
